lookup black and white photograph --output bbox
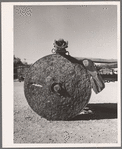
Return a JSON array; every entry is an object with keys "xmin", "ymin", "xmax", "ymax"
[{"xmin": 2, "ymin": 1, "xmax": 121, "ymax": 148}]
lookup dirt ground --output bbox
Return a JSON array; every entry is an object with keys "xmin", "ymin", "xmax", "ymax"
[{"xmin": 14, "ymin": 81, "xmax": 118, "ymax": 144}]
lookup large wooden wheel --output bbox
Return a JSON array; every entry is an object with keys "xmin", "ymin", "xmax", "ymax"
[{"xmin": 24, "ymin": 54, "xmax": 91, "ymax": 120}]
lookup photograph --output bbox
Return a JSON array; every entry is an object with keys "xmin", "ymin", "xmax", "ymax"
[{"xmin": 2, "ymin": 1, "xmax": 121, "ymax": 148}]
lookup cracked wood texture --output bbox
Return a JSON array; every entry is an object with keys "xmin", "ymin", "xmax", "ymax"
[{"xmin": 24, "ymin": 54, "xmax": 91, "ymax": 120}]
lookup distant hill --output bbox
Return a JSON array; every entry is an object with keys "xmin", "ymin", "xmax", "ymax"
[{"xmin": 96, "ymin": 63, "xmax": 117, "ymax": 70}]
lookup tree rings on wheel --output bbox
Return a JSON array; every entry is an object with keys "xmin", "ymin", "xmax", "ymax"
[{"xmin": 24, "ymin": 54, "xmax": 91, "ymax": 120}]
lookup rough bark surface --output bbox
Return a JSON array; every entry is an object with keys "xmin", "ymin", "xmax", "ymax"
[{"xmin": 24, "ymin": 54, "xmax": 91, "ymax": 120}]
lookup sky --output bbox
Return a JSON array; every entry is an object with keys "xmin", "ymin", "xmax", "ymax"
[{"xmin": 14, "ymin": 5, "xmax": 118, "ymax": 64}]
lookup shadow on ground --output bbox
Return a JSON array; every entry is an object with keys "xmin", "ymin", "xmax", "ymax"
[{"xmin": 70, "ymin": 103, "xmax": 117, "ymax": 121}]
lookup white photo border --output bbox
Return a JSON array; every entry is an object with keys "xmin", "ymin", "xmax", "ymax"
[{"xmin": 1, "ymin": 1, "xmax": 121, "ymax": 148}]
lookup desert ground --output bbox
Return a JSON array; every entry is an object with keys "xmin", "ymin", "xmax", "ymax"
[{"xmin": 14, "ymin": 81, "xmax": 118, "ymax": 144}]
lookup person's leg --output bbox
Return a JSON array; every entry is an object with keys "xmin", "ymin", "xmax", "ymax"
[{"xmin": 82, "ymin": 59, "xmax": 105, "ymax": 94}]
